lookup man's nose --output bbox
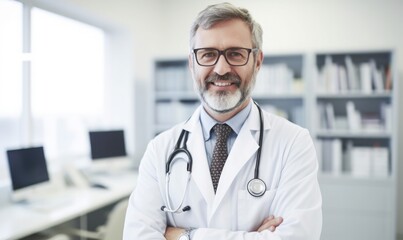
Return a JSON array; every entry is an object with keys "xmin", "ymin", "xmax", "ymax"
[{"xmin": 213, "ymin": 55, "xmax": 231, "ymax": 76}]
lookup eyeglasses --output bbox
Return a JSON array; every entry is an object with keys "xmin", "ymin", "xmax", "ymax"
[{"xmin": 193, "ymin": 47, "xmax": 258, "ymax": 66}]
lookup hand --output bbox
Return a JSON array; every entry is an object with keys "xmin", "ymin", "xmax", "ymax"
[
  {"xmin": 165, "ymin": 227, "xmax": 184, "ymax": 240},
  {"xmin": 256, "ymin": 215, "xmax": 283, "ymax": 232}
]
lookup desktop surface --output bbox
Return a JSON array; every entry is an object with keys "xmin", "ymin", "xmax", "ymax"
[{"xmin": 0, "ymin": 170, "xmax": 138, "ymax": 240}]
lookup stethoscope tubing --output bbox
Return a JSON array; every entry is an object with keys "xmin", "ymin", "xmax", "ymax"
[{"xmin": 162, "ymin": 102, "xmax": 266, "ymax": 213}]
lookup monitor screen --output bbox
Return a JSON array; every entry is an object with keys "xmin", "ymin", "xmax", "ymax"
[
  {"xmin": 89, "ymin": 130, "xmax": 127, "ymax": 160},
  {"xmin": 7, "ymin": 146, "xmax": 50, "ymax": 191}
]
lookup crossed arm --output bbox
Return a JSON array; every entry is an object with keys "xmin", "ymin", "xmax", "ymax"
[{"xmin": 165, "ymin": 215, "xmax": 284, "ymax": 240}]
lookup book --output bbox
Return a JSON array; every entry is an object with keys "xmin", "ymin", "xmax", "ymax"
[
  {"xmin": 360, "ymin": 62, "xmax": 372, "ymax": 93},
  {"xmin": 331, "ymin": 139, "xmax": 342, "ymax": 175},
  {"xmin": 345, "ymin": 56, "xmax": 359, "ymax": 91},
  {"xmin": 346, "ymin": 101, "xmax": 361, "ymax": 131},
  {"xmin": 350, "ymin": 147, "xmax": 371, "ymax": 177},
  {"xmin": 325, "ymin": 103, "xmax": 335, "ymax": 130},
  {"xmin": 371, "ymin": 147, "xmax": 389, "ymax": 177},
  {"xmin": 370, "ymin": 59, "xmax": 384, "ymax": 92}
]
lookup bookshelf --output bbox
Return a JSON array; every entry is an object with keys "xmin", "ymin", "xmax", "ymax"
[
  {"xmin": 154, "ymin": 59, "xmax": 198, "ymax": 135},
  {"xmin": 152, "ymin": 51, "xmax": 398, "ymax": 239},
  {"xmin": 253, "ymin": 54, "xmax": 306, "ymax": 127},
  {"xmin": 313, "ymin": 51, "xmax": 397, "ymax": 240}
]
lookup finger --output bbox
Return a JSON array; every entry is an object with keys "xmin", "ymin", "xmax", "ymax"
[
  {"xmin": 262, "ymin": 215, "xmax": 274, "ymax": 224},
  {"xmin": 257, "ymin": 217, "xmax": 283, "ymax": 232},
  {"xmin": 256, "ymin": 215, "xmax": 274, "ymax": 231}
]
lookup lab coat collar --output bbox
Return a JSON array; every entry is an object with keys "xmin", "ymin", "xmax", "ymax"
[{"xmin": 183, "ymin": 106, "xmax": 216, "ymax": 216}]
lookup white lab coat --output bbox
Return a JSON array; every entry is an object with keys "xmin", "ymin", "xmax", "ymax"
[{"xmin": 124, "ymin": 103, "xmax": 322, "ymax": 240}]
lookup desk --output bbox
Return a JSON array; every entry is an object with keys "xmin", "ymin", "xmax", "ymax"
[{"xmin": 0, "ymin": 170, "xmax": 138, "ymax": 240}]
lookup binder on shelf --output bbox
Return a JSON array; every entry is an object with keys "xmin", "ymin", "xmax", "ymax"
[
  {"xmin": 372, "ymin": 147, "xmax": 389, "ymax": 177},
  {"xmin": 350, "ymin": 147, "xmax": 372, "ymax": 177},
  {"xmin": 380, "ymin": 103, "xmax": 392, "ymax": 132},
  {"xmin": 338, "ymin": 65, "xmax": 348, "ymax": 92},
  {"xmin": 370, "ymin": 59, "xmax": 384, "ymax": 92},
  {"xmin": 345, "ymin": 56, "xmax": 360, "ymax": 92},
  {"xmin": 359, "ymin": 62, "xmax": 372, "ymax": 93},
  {"xmin": 318, "ymin": 139, "xmax": 342, "ymax": 175},
  {"xmin": 332, "ymin": 139, "xmax": 342, "ymax": 176},
  {"xmin": 325, "ymin": 103, "xmax": 335, "ymax": 130},
  {"xmin": 346, "ymin": 101, "xmax": 361, "ymax": 131},
  {"xmin": 349, "ymin": 146, "xmax": 389, "ymax": 177},
  {"xmin": 385, "ymin": 66, "xmax": 392, "ymax": 90}
]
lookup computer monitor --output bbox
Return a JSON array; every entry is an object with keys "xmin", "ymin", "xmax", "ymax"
[
  {"xmin": 88, "ymin": 130, "xmax": 131, "ymax": 173},
  {"xmin": 6, "ymin": 146, "xmax": 51, "ymax": 202},
  {"xmin": 89, "ymin": 129, "xmax": 127, "ymax": 159}
]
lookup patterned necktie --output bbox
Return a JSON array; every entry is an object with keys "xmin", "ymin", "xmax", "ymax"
[{"xmin": 210, "ymin": 124, "xmax": 232, "ymax": 193}]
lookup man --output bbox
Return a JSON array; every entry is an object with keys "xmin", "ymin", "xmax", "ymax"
[{"xmin": 124, "ymin": 3, "xmax": 322, "ymax": 240}]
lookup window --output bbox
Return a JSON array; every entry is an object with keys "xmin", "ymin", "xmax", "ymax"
[
  {"xmin": 0, "ymin": 1, "xmax": 105, "ymax": 182},
  {"xmin": 31, "ymin": 8, "xmax": 105, "ymax": 160},
  {"xmin": 0, "ymin": 0, "xmax": 23, "ymax": 182}
]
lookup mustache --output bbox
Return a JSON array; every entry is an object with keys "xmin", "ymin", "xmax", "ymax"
[{"xmin": 206, "ymin": 73, "xmax": 241, "ymax": 85}]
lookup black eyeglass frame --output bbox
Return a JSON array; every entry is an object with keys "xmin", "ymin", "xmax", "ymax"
[{"xmin": 192, "ymin": 47, "xmax": 259, "ymax": 67}]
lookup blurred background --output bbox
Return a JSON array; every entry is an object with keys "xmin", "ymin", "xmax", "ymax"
[{"xmin": 0, "ymin": 0, "xmax": 402, "ymax": 239}]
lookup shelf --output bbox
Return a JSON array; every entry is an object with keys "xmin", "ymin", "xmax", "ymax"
[
  {"xmin": 316, "ymin": 130, "xmax": 391, "ymax": 139},
  {"xmin": 316, "ymin": 91, "xmax": 392, "ymax": 99}
]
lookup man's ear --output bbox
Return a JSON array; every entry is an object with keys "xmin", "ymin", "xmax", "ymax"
[{"xmin": 255, "ymin": 50, "xmax": 264, "ymax": 71}]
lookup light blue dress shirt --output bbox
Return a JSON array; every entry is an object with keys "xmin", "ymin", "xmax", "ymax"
[{"xmin": 199, "ymin": 100, "xmax": 252, "ymax": 167}]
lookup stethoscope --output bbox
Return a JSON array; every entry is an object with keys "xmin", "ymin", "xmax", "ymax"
[{"xmin": 161, "ymin": 102, "xmax": 266, "ymax": 214}]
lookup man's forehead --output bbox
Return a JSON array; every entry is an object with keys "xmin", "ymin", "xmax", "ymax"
[{"xmin": 194, "ymin": 19, "xmax": 253, "ymax": 48}]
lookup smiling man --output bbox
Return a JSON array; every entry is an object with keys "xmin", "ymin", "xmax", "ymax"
[{"xmin": 124, "ymin": 3, "xmax": 322, "ymax": 240}]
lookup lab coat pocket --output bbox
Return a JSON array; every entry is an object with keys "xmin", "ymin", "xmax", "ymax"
[{"xmin": 237, "ymin": 188, "xmax": 277, "ymax": 231}]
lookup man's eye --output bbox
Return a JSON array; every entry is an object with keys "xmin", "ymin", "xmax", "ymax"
[
  {"xmin": 201, "ymin": 51, "xmax": 217, "ymax": 59},
  {"xmin": 228, "ymin": 51, "xmax": 243, "ymax": 58},
  {"xmin": 227, "ymin": 49, "xmax": 247, "ymax": 60}
]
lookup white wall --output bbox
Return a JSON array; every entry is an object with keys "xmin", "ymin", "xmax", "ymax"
[{"xmin": 48, "ymin": 0, "xmax": 403, "ymax": 236}]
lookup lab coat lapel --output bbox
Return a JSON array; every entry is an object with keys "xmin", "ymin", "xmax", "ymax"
[
  {"xmin": 210, "ymin": 104, "xmax": 261, "ymax": 218},
  {"xmin": 183, "ymin": 107, "xmax": 215, "ymax": 215}
]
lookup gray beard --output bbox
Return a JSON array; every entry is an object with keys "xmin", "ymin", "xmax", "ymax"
[
  {"xmin": 196, "ymin": 72, "xmax": 256, "ymax": 114},
  {"xmin": 202, "ymin": 88, "xmax": 243, "ymax": 113}
]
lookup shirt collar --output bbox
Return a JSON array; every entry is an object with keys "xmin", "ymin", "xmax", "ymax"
[{"xmin": 200, "ymin": 100, "xmax": 252, "ymax": 141}]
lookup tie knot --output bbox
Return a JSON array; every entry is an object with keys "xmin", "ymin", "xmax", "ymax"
[{"xmin": 213, "ymin": 124, "xmax": 232, "ymax": 140}]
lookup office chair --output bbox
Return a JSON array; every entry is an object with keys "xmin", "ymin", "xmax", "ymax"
[{"xmin": 60, "ymin": 198, "xmax": 129, "ymax": 240}]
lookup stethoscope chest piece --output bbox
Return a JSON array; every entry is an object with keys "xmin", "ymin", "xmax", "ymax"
[{"xmin": 247, "ymin": 178, "xmax": 266, "ymax": 197}]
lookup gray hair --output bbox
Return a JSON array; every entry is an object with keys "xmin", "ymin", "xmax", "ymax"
[{"xmin": 190, "ymin": 2, "xmax": 263, "ymax": 50}]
